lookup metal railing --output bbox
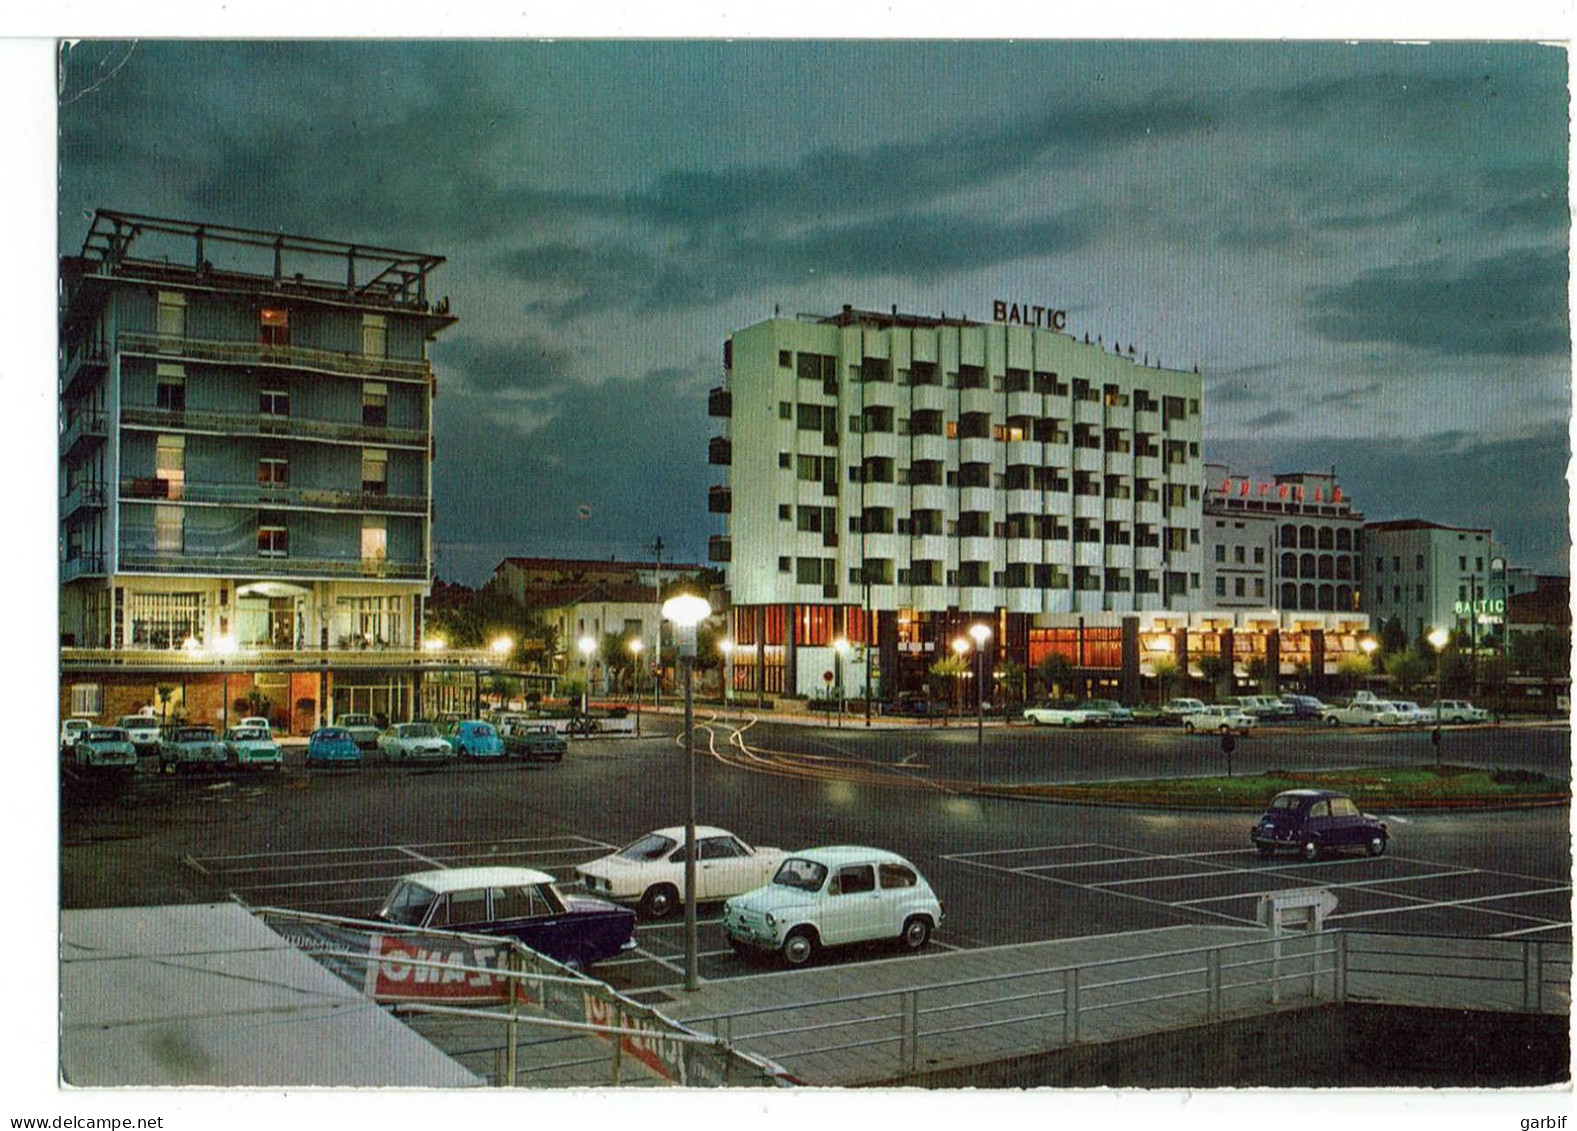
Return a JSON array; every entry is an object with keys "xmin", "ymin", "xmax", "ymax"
[
  {"xmin": 682, "ymin": 930, "xmax": 1569, "ymax": 1083},
  {"xmin": 116, "ymin": 549, "xmax": 427, "ymax": 580},
  {"xmin": 118, "ymin": 476, "xmax": 428, "ymax": 514},
  {"xmin": 118, "ymin": 330, "xmax": 432, "ymax": 382},
  {"xmin": 121, "ymin": 404, "xmax": 429, "ymax": 449},
  {"xmin": 255, "ymin": 907, "xmax": 792, "ymax": 1088}
]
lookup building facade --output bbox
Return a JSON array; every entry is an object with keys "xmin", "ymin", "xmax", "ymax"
[
  {"xmin": 1362, "ymin": 519, "xmax": 1511, "ymax": 646},
  {"xmin": 1203, "ymin": 464, "xmax": 1365, "ymax": 614},
  {"xmin": 711, "ymin": 305, "xmax": 1212, "ymax": 699},
  {"xmin": 59, "ymin": 211, "xmax": 458, "ymax": 732}
]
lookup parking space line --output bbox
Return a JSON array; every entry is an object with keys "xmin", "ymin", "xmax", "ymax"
[
  {"xmin": 193, "ymin": 834, "xmax": 613, "ymax": 866},
  {"xmin": 1172, "ymin": 869, "xmax": 1483, "ymax": 906},
  {"xmin": 945, "ymin": 842, "xmax": 1106, "ymax": 859},
  {"xmin": 1328, "ymin": 885, "xmax": 1573, "ymax": 926}
]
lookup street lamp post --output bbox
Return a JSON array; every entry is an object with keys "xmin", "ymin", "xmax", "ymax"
[
  {"xmin": 577, "ymin": 635, "xmax": 596, "ymax": 731},
  {"xmin": 968, "ymin": 623, "xmax": 991, "ymax": 786},
  {"xmin": 663, "ymin": 593, "xmax": 711, "ymax": 993},
  {"xmin": 1428, "ymin": 627, "xmax": 1449, "ymax": 766},
  {"xmin": 832, "ymin": 637, "xmax": 849, "ymax": 728},
  {"xmin": 628, "ymin": 638, "xmax": 644, "ymax": 736}
]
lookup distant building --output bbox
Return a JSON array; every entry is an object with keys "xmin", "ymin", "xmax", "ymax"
[
  {"xmin": 59, "ymin": 210, "xmax": 458, "ymax": 731},
  {"xmin": 1362, "ymin": 519, "xmax": 1524, "ymax": 646},
  {"xmin": 1202, "ymin": 464, "xmax": 1365, "ymax": 614}
]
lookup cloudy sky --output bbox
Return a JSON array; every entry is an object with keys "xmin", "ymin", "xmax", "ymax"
[{"xmin": 55, "ymin": 38, "xmax": 1571, "ymax": 583}]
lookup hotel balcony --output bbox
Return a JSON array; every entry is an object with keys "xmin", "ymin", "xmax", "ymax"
[
  {"xmin": 61, "ymin": 338, "xmax": 109, "ymax": 399},
  {"xmin": 708, "ymin": 535, "xmax": 732, "ymax": 563},
  {"xmin": 120, "ymin": 405, "xmax": 429, "ymax": 450},
  {"xmin": 117, "ymin": 331, "xmax": 432, "ymax": 385},
  {"xmin": 119, "ymin": 478, "xmax": 429, "ymax": 515},
  {"xmin": 61, "ymin": 480, "xmax": 107, "ymax": 519},
  {"xmin": 61, "ymin": 411, "xmax": 108, "ymax": 460},
  {"xmin": 708, "ymin": 385, "xmax": 732, "ymax": 417},
  {"xmin": 707, "ymin": 485, "xmax": 731, "ymax": 514},
  {"xmin": 708, "ymin": 436, "xmax": 732, "ymax": 465},
  {"xmin": 117, "ymin": 549, "xmax": 427, "ymax": 581},
  {"xmin": 61, "ymin": 552, "xmax": 107, "ymax": 582}
]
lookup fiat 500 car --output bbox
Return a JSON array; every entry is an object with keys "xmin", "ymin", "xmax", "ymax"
[
  {"xmin": 159, "ymin": 725, "xmax": 228, "ymax": 772},
  {"xmin": 447, "ymin": 719, "xmax": 505, "ymax": 759},
  {"xmin": 375, "ymin": 866, "xmax": 636, "ymax": 970},
  {"xmin": 722, "ymin": 846, "xmax": 943, "ymax": 968},
  {"xmin": 71, "ymin": 727, "xmax": 138, "ymax": 773},
  {"xmin": 224, "ymin": 725, "xmax": 283, "ymax": 770},
  {"xmin": 1251, "ymin": 789, "xmax": 1388, "ymax": 861},
  {"xmin": 577, "ymin": 826, "xmax": 789, "ymax": 918},
  {"xmin": 377, "ymin": 721, "xmax": 455, "ymax": 762},
  {"xmin": 306, "ymin": 726, "xmax": 363, "ymax": 767}
]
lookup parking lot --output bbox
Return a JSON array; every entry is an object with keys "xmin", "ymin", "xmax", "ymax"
[{"xmin": 941, "ymin": 840, "xmax": 1571, "ymax": 940}]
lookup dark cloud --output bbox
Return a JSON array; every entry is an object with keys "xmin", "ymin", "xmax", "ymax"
[
  {"xmin": 435, "ymin": 335, "xmax": 576, "ymax": 396},
  {"xmin": 1303, "ymin": 249, "xmax": 1570, "ymax": 357}
]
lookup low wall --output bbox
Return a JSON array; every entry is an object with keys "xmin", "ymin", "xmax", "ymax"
[{"xmin": 894, "ymin": 1003, "xmax": 1570, "ymax": 1089}]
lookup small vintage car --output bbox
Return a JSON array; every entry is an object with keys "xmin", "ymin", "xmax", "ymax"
[
  {"xmin": 60, "ymin": 718, "xmax": 93, "ymax": 753},
  {"xmin": 1182, "ymin": 705, "xmax": 1257, "ymax": 734},
  {"xmin": 446, "ymin": 719, "xmax": 505, "ymax": 759},
  {"xmin": 1251, "ymin": 789, "xmax": 1389, "ymax": 861},
  {"xmin": 224, "ymin": 725, "xmax": 283, "ymax": 770},
  {"xmin": 1077, "ymin": 699, "xmax": 1135, "ymax": 724},
  {"xmin": 1160, "ymin": 698, "xmax": 1207, "ymax": 722},
  {"xmin": 722, "ymin": 846, "xmax": 944, "ymax": 968},
  {"xmin": 117, "ymin": 714, "xmax": 164, "ymax": 755},
  {"xmin": 159, "ymin": 725, "xmax": 229, "ymax": 773},
  {"xmin": 1320, "ymin": 700, "xmax": 1412, "ymax": 727},
  {"xmin": 501, "ymin": 722, "xmax": 567, "ymax": 762},
  {"xmin": 306, "ymin": 726, "xmax": 363, "ymax": 768},
  {"xmin": 337, "ymin": 713, "xmax": 383, "ymax": 749},
  {"xmin": 1022, "ymin": 702, "xmax": 1107, "ymax": 727},
  {"xmin": 577, "ymin": 826, "xmax": 790, "ymax": 918},
  {"xmin": 71, "ymin": 727, "xmax": 139, "ymax": 773},
  {"xmin": 377, "ymin": 721, "xmax": 456, "ymax": 763},
  {"xmin": 1426, "ymin": 700, "xmax": 1491, "ymax": 725},
  {"xmin": 375, "ymin": 866, "xmax": 637, "ymax": 971}
]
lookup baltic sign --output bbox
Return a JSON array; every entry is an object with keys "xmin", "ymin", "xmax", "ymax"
[{"xmin": 993, "ymin": 300, "xmax": 1066, "ymax": 331}]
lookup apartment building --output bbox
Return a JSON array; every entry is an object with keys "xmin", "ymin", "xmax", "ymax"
[
  {"xmin": 1363, "ymin": 519, "xmax": 1515, "ymax": 646},
  {"xmin": 1203, "ymin": 464, "xmax": 1365, "ymax": 614},
  {"xmin": 710, "ymin": 305, "xmax": 1208, "ymax": 699},
  {"xmin": 59, "ymin": 211, "xmax": 456, "ymax": 731}
]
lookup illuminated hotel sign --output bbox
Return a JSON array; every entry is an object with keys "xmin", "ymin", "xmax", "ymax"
[{"xmin": 993, "ymin": 300, "xmax": 1066, "ymax": 331}]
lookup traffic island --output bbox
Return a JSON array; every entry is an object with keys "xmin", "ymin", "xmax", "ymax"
[{"xmin": 986, "ymin": 765, "xmax": 1570, "ymax": 809}]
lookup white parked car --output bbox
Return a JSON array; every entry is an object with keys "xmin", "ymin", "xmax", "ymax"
[
  {"xmin": 338, "ymin": 713, "xmax": 382, "ymax": 749},
  {"xmin": 376, "ymin": 722, "xmax": 455, "ymax": 762},
  {"xmin": 1388, "ymin": 700, "xmax": 1430, "ymax": 726},
  {"xmin": 1320, "ymin": 700, "xmax": 1411, "ymax": 727},
  {"xmin": 1023, "ymin": 703, "xmax": 1107, "ymax": 727},
  {"xmin": 1426, "ymin": 699, "xmax": 1491, "ymax": 724},
  {"xmin": 238, "ymin": 716, "xmax": 273, "ymax": 733},
  {"xmin": 1183, "ymin": 705, "xmax": 1257, "ymax": 733},
  {"xmin": 1160, "ymin": 698, "xmax": 1206, "ymax": 722},
  {"xmin": 224, "ymin": 725, "xmax": 283, "ymax": 770},
  {"xmin": 577, "ymin": 826, "xmax": 788, "ymax": 918},
  {"xmin": 116, "ymin": 714, "xmax": 163, "ymax": 755},
  {"xmin": 60, "ymin": 717, "xmax": 93, "ymax": 752},
  {"xmin": 722, "ymin": 846, "xmax": 944, "ymax": 968}
]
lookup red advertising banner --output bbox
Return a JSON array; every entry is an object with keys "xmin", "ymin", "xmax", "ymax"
[
  {"xmin": 364, "ymin": 932, "xmax": 518, "ymax": 1005},
  {"xmin": 584, "ymin": 990, "xmax": 687, "ymax": 1083}
]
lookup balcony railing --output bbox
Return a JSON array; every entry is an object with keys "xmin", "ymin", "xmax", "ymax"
[
  {"xmin": 120, "ymin": 405, "xmax": 429, "ymax": 449},
  {"xmin": 61, "ymin": 412, "xmax": 107, "ymax": 457},
  {"xmin": 61, "ymin": 338, "xmax": 109, "ymax": 396},
  {"xmin": 708, "ymin": 386, "xmax": 732, "ymax": 417},
  {"xmin": 61, "ymin": 480, "xmax": 108, "ymax": 517},
  {"xmin": 708, "ymin": 535, "xmax": 732, "ymax": 563},
  {"xmin": 117, "ymin": 331, "xmax": 432, "ymax": 383},
  {"xmin": 118, "ymin": 477, "xmax": 428, "ymax": 514},
  {"xmin": 61, "ymin": 553, "xmax": 107, "ymax": 582},
  {"xmin": 707, "ymin": 485, "xmax": 732, "ymax": 514},
  {"xmin": 118, "ymin": 550, "xmax": 427, "ymax": 581}
]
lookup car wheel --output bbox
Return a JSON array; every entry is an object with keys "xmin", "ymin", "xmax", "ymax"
[
  {"xmin": 900, "ymin": 915, "xmax": 932, "ymax": 952},
  {"xmin": 780, "ymin": 928, "xmax": 817, "ymax": 968},
  {"xmin": 1183, "ymin": 721, "xmax": 1196, "ymax": 733},
  {"xmin": 1219, "ymin": 724, "xmax": 1231, "ymax": 734},
  {"xmin": 638, "ymin": 884, "xmax": 680, "ymax": 919},
  {"xmin": 1324, "ymin": 716, "xmax": 1339, "ymax": 727},
  {"xmin": 1301, "ymin": 839, "xmax": 1322, "ymax": 862},
  {"xmin": 1366, "ymin": 834, "xmax": 1387, "ymax": 857}
]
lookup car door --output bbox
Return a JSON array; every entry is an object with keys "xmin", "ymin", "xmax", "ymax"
[
  {"xmin": 697, "ymin": 835, "xmax": 752, "ymax": 899},
  {"xmin": 819, "ymin": 863, "xmax": 880, "ymax": 945},
  {"xmin": 1325, "ymin": 796, "xmax": 1366, "ymax": 848},
  {"xmin": 1304, "ymin": 798, "xmax": 1335, "ymax": 847}
]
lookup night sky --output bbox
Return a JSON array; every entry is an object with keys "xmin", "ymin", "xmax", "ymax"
[{"xmin": 54, "ymin": 38, "xmax": 1571, "ymax": 583}]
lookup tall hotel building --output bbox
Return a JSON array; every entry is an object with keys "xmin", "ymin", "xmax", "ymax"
[
  {"xmin": 710, "ymin": 306, "xmax": 1206, "ymax": 700},
  {"xmin": 59, "ymin": 211, "xmax": 457, "ymax": 732}
]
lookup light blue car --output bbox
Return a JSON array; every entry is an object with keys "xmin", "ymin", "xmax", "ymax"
[{"xmin": 447, "ymin": 719, "xmax": 505, "ymax": 759}]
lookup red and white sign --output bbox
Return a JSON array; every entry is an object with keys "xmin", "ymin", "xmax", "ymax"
[{"xmin": 363, "ymin": 932, "xmax": 517, "ymax": 1005}]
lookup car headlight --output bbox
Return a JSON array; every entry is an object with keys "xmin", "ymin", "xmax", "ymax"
[{"xmin": 765, "ymin": 913, "xmax": 775, "ymax": 927}]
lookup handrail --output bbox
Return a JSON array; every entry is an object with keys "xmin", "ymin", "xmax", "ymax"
[{"xmin": 118, "ymin": 330, "xmax": 432, "ymax": 381}]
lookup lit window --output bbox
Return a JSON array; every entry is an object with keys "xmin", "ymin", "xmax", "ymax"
[
  {"xmin": 362, "ymin": 314, "xmax": 387, "ymax": 358},
  {"xmin": 156, "ymin": 292, "xmax": 186, "ymax": 338},
  {"xmin": 155, "ymin": 434, "xmax": 185, "ymax": 501},
  {"xmin": 361, "ymin": 517, "xmax": 387, "ymax": 562},
  {"xmin": 154, "ymin": 505, "xmax": 184, "ymax": 553},
  {"xmin": 260, "ymin": 308, "xmax": 290, "ymax": 347},
  {"xmin": 258, "ymin": 457, "xmax": 289, "ymax": 487},
  {"xmin": 258, "ymin": 513, "xmax": 289, "ymax": 557}
]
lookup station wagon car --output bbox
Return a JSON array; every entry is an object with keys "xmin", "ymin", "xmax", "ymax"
[
  {"xmin": 306, "ymin": 726, "xmax": 363, "ymax": 767},
  {"xmin": 224, "ymin": 725, "xmax": 283, "ymax": 770},
  {"xmin": 1076, "ymin": 699, "xmax": 1135, "ymax": 724},
  {"xmin": 1182, "ymin": 705, "xmax": 1257, "ymax": 734},
  {"xmin": 1160, "ymin": 698, "xmax": 1206, "ymax": 722},
  {"xmin": 447, "ymin": 719, "xmax": 505, "ymax": 759},
  {"xmin": 71, "ymin": 727, "xmax": 138, "ymax": 773},
  {"xmin": 159, "ymin": 725, "xmax": 228, "ymax": 773},
  {"xmin": 501, "ymin": 722, "xmax": 567, "ymax": 762},
  {"xmin": 375, "ymin": 866, "xmax": 636, "ymax": 970},
  {"xmin": 577, "ymin": 826, "xmax": 789, "ymax": 918},
  {"xmin": 1251, "ymin": 789, "xmax": 1389, "ymax": 861},
  {"xmin": 377, "ymin": 722, "xmax": 455, "ymax": 762},
  {"xmin": 1022, "ymin": 703, "xmax": 1107, "ymax": 727},
  {"xmin": 1426, "ymin": 700, "xmax": 1491, "ymax": 724},
  {"xmin": 722, "ymin": 846, "xmax": 944, "ymax": 968}
]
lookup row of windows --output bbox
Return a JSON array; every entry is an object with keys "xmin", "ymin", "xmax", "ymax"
[
  {"xmin": 146, "ymin": 507, "xmax": 391, "ymax": 562},
  {"xmin": 1373, "ymin": 554, "xmax": 1490, "ymax": 574},
  {"xmin": 781, "ymin": 349, "xmax": 1200, "ymax": 417},
  {"xmin": 783, "ymin": 402, "xmax": 1197, "ymax": 448},
  {"xmin": 781, "ymin": 504, "xmax": 1197, "ymax": 546},
  {"xmin": 778, "ymin": 555, "xmax": 1199, "ymax": 593},
  {"xmin": 1277, "ymin": 524, "xmax": 1360, "ymax": 550},
  {"xmin": 153, "ymin": 364, "xmax": 392, "ymax": 424},
  {"xmin": 149, "ymin": 435, "xmax": 391, "ymax": 495},
  {"xmin": 157, "ymin": 292, "xmax": 389, "ymax": 356},
  {"xmin": 780, "ymin": 451, "xmax": 1201, "ymax": 497}
]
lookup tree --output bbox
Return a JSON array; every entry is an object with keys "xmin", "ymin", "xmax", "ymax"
[
  {"xmin": 929, "ymin": 655, "xmax": 969, "ymax": 716},
  {"xmin": 1244, "ymin": 657, "xmax": 1270, "ymax": 695},
  {"xmin": 996, "ymin": 660, "xmax": 1027, "ymax": 708},
  {"xmin": 1509, "ymin": 627, "xmax": 1571, "ymax": 680},
  {"xmin": 1382, "ymin": 648, "xmax": 1429, "ymax": 696},
  {"xmin": 1035, "ymin": 653, "xmax": 1074, "ymax": 701},
  {"xmin": 1336, "ymin": 652, "xmax": 1373, "ymax": 694},
  {"xmin": 1377, "ymin": 616, "xmax": 1408, "ymax": 657},
  {"xmin": 1150, "ymin": 657, "xmax": 1180, "ymax": 704},
  {"xmin": 1196, "ymin": 652, "xmax": 1230, "ymax": 699}
]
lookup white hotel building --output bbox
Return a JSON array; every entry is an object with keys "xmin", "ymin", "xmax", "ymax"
[{"xmin": 709, "ymin": 305, "xmax": 1209, "ymax": 701}]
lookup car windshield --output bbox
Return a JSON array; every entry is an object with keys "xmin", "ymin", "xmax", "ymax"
[
  {"xmin": 227, "ymin": 728, "xmax": 267, "ymax": 741},
  {"xmin": 379, "ymin": 881, "xmax": 437, "ymax": 926},
  {"xmin": 119, "ymin": 718, "xmax": 154, "ymax": 729},
  {"xmin": 772, "ymin": 858, "xmax": 830, "ymax": 891},
  {"xmin": 316, "ymin": 729, "xmax": 350, "ymax": 741},
  {"xmin": 617, "ymin": 833, "xmax": 678, "ymax": 861},
  {"xmin": 402, "ymin": 723, "xmax": 438, "ymax": 737},
  {"xmin": 466, "ymin": 724, "xmax": 496, "ymax": 737},
  {"xmin": 86, "ymin": 730, "xmax": 124, "ymax": 742},
  {"xmin": 1269, "ymin": 794, "xmax": 1305, "ymax": 810},
  {"xmin": 342, "ymin": 716, "xmax": 373, "ymax": 725},
  {"xmin": 176, "ymin": 728, "xmax": 215, "ymax": 740}
]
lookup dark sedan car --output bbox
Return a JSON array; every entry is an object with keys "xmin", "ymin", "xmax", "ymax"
[
  {"xmin": 1251, "ymin": 789, "xmax": 1388, "ymax": 861},
  {"xmin": 375, "ymin": 866, "xmax": 636, "ymax": 970}
]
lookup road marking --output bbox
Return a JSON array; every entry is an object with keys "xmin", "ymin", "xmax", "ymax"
[{"xmin": 1172, "ymin": 869, "xmax": 1483, "ymax": 906}]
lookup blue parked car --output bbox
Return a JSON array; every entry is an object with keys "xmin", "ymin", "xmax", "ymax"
[
  {"xmin": 447, "ymin": 719, "xmax": 505, "ymax": 759},
  {"xmin": 1251, "ymin": 789, "xmax": 1388, "ymax": 861},
  {"xmin": 306, "ymin": 726, "xmax": 362, "ymax": 768}
]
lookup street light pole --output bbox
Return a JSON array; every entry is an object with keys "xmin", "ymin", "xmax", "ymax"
[
  {"xmin": 968, "ymin": 623, "xmax": 991, "ymax": 786},
  {"xmin": 1428, "ymin": 627, "xmax": 1449, "ymax": 767},
  {"xmin": 833, "ymin": 637, "xmax": 849, "ymax": 728},
  {"xmin": 629, "ymin": 638, "xmax": 644, "ymax": 737},
  {"xmin": 663, "ymin": 593, "xmax": 711, "ymax": 993}
]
